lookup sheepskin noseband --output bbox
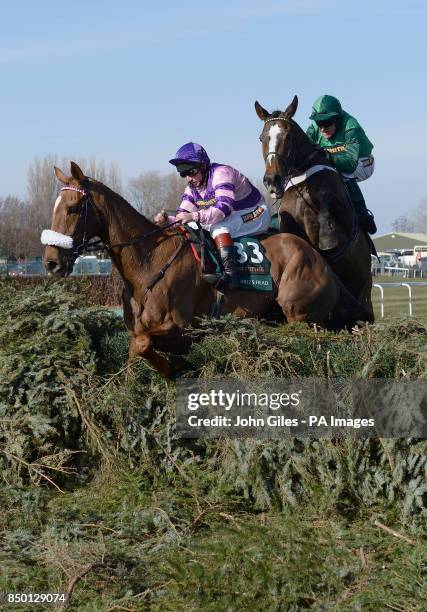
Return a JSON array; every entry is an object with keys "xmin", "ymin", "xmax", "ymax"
[{"xmin": 41, "ymin": 229, "xmax": 74, "ymax": 250}]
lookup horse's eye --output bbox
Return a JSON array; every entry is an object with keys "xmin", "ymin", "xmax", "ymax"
[
  {"xmin": 67, "ymin": 204, "xmax": 81, "ymax": 215},
  {"xmin": 259, "ymin": 135, "xmax": 263, "ymax": 142}
]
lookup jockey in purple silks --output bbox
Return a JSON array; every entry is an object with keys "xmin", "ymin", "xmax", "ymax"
[{"xmin": 155, "ymin": 142, "xmax": 271, "ymax": 289}]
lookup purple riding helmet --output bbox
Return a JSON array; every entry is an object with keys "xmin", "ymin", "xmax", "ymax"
[{"xmin": 169, "ymin": 142, "xmax": 210, "ymax": 168}]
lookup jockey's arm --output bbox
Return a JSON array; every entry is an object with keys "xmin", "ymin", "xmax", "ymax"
[
  {"xmin": 176, "ymin": 199, "xmax": 228, "ymax": 225},
  {"xmin": 173, "ymin": 192, "xmax": 199, "ymax": 223},
  {"xmin": 172, "ymin": 191, "xmax": 226, "ymax": 226},
  {"xmin": 194, "ymin": 204, "xmax": 227, "ymax": 226},
  {"xmin": 306, "ymin": 124, "xmax": 361, "ymax": 174},
  {"xmin": 197, "ymin": 172, "xmax": 235, "ymax": 225},
  {"xmin": 325, "ymin": 129, "xmax": 360, "ymax": 174}
]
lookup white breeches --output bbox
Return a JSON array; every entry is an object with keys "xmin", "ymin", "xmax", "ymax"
[
  {"xmin": 203, "ymin": 201, "xmax": 271, "ymax": 239},
  {"xmin": 342, "ymin": 155, "xmax": 375, "ymax": 182}
]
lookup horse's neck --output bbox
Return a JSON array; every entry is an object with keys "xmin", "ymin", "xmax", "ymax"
[
  {"xmin": 103, "ymin": 194, "xmax": 153, "ymax": 243},
  {"xmin": 95, "ymin": 186, "xmax": 161, "ymax": 286},
  {"xmin": 291, "ymin": 122, "xmax": 323, "ymax": 171}
]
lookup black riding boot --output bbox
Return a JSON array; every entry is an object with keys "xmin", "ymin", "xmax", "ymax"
[
  {"xmin": 358, "ymin": 208, "xmax": 377, "ymax": 235},
  {"xmin": 345, "ymin": 179, "xmax": 377, "ymax": 235},
  {"xmin": 218, "ymin": 245, "xmax": 240, "ymax": 289},
  {"xmin": 202, "ymin": 233, "xmax": 240, "ymax": 289}
]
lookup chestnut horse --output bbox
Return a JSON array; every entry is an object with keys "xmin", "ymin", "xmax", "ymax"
[
  {"xmin": 43, "ymin": 162, "xmax": 370, "ymax": 378},
  {"xmin": 255, "ymin": 96, "xmax": 374, "ymax": 319}
]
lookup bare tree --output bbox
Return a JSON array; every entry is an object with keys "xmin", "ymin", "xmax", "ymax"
[
  {"xmin": 392, "ymin": 199, "xmax": 427, "ymax": 234},
  {"xmin": 27, "ymin": 154, "xmax": 123, "ymax": 224},
  {"xmin": 391, "ymin": 215, "xmax": 416, "ymax": 233},
  {"xmin": 414, "ymin": 199, "xmax": 427, "ymax": 232},
  {"xmin": 27, "ymin": 155, "xmax": 59, "ymax": 237},
  {"xmin": 0, "ymin": 196, "xmax": 40, "ymax": 258},
  {"xmin": 66, "ymin": 157, "xmax": 123, "ymax": 193},
  {"xmin": 106, "ymin": 161, "xmax": 123, "ymax": 194},
  {"xmin": 23, "ymin": 155, "xmax": 124, "ymax": 258},
  {"xmin": 128, "ymin": 171, "xmax": 185, "ymax": 218},
  {"xmin": 163, "ymin": 172, "xmax": 186, "ymax": 213}
]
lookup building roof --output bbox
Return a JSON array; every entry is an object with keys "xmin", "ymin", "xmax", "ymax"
[{"xmin": 373, "ymin": 232, "xmax": 427, "ymax": 251}]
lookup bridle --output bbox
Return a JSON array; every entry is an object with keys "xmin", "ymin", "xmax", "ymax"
[
  {"xmin": 60, "ymin": 184, "xmax": 180, "ymax": 256},
  {"xmin": 263, "ymin": 116, "xmax": 296, "ymax": 185},
  {"xmin": 263, "ymin": 116, "xmax": 323, "ymax": 185},
  {"xmin": 262, "ymin": 116, "xmax": 321, "ymax": 214},
  {"xmin": 61, "ymin": 186, "xmax": 95, "ymax": 255},
  {"xmin": 53, "ymin": 183, "xmax": 194, "ymax": 299}
]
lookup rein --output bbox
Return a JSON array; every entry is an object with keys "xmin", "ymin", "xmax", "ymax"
[
  {"xmin": 55, "ymin": 185, "xmax": 192, "ymax": 299},
  {"xmin": 140, "ymin": 239, "xmax": 188, "ymax": 302},
  {"xmin": 60, "ymin": 185, "xmax": 180, "ymax": 255}
]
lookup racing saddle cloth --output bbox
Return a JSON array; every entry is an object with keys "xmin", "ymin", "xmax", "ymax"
[{"xmin": 182, "ymin": 220, "xmax": 279, "ymax": 292}]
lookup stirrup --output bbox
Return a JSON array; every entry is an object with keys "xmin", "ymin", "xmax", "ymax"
[
  {"xmin": 218, "ymin": 272, "xmax": 240, "ymax": 290},
  {"xmin": 203, "ymin": 272, "xmax": 239, "ymax": 289},
  {"xmin": 203, "ymin": 272, "xmax": 222, "ymax": 285},
  {"xmin": 211, "ymin": 289, "xmax": 224, "ymax": 318},
  {"xmin": 226, "ymin": 274, "xmax": 240, "ymax": 290}
]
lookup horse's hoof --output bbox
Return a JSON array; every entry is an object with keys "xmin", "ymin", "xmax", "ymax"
[{"xmin": 169, "ymin": 356, "xmax": 189, "ymax": 379}]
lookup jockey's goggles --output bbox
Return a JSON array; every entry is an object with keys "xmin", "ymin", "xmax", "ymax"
[
  {"xmin": 315, "ymin": 117, "xmax": 337, "ymax": 128},
  {"xmin": 179, "ymin": 167, "xmax": 201, "ymax": 178}
]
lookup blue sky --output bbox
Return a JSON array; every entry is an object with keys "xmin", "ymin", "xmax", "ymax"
[{"xmin": 1, "ymin": 0, "xmax": 426, "ymax": 232}]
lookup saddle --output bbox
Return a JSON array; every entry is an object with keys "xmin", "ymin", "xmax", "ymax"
[{"xmin": 181, "ymin": 220, "xmax": 279, "ymax": 292}]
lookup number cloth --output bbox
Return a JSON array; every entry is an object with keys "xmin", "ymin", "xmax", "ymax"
[{"xmin": 182, "ymin": 223, "xmax": 273, "ymax": 291}]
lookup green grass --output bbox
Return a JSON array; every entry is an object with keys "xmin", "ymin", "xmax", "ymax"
[
  {"xmin": 1, "ymin": 469, "xmax": 425, "ymax": 611},
  {"xmin": 0, "ymin": 283, "xmax": 426, "ymax": 611}
]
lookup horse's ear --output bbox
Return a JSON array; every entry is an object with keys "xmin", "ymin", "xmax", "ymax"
[
  {"xmin": 282, "ymin": 95, "xmax": 298, "ymax": 119},
  {"xmin": 70, "ymin": 161, "xmax": 85, "ymax": 183},
  {"xmin": 54, "ymin": 166, "xmax": 70, "ymax": 184},
  {"xmin": 255, "ymin": 101, "xmax": 270, "ymax": 121}
]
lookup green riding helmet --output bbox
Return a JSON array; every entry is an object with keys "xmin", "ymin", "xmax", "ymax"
[{"xmin": 309, "ymin": 95, "xmax": 343, "ymax": 122}]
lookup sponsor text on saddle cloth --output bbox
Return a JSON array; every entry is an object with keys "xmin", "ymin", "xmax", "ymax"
[{"xmin": 184, "ymin": 220, "xmax": 273, "ymax": 292}]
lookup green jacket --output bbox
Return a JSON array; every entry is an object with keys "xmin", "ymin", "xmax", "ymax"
[{"xmin": 306, "ymin": 111, "xmax": 373, "ymax": 174}]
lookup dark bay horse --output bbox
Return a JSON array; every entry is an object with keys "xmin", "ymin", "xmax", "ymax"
[
  {"xmin": 43, "ymin": 162, "xmax": 371, "ymax": 378},
  {"xmin": 255, "ymin": 96, "xmax": 374, "ymax": 319}
]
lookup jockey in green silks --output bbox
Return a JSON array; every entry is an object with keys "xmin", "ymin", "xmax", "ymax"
[{"xmin": 306, "ymin": 94, "xmax": 377, "ymax": 234}]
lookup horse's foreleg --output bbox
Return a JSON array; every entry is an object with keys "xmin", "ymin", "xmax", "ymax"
[
  {"xmin": 130, "ymin": 321, "xmax": 188, "ymax": 378},
  {"xmin": 130, "ymin": 332, "xmax": 173, "ymax": 378},
  {"xmin": 277, "ymin": 291, "xmax": 313, "ymax": 324},
  {"xmin": 276, "ymin": 274, "xmax": 338, "ymax": 327}
]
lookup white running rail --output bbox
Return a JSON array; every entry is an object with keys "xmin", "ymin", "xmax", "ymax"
[{"xmin": 373, "ymin": 282, "xmax": 427, "ymax": 318}]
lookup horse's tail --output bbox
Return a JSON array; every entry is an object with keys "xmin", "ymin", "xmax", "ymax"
[{"xmin": 329, "ymin": 275, "xmax": 374, "ymax": 330}]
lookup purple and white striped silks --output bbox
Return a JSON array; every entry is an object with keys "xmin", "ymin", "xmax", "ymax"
[{"xmin": 170, "ymin": 163, "xmax": 262, "ymax": 227}]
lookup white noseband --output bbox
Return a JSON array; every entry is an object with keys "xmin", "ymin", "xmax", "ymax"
[{"xmin": 41, "ymin": 229, "xmax": 74, "ymax": 249}]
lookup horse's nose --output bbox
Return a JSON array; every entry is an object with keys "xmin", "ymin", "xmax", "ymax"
[
  {"xmin": 263, "ymin": 173, "xmax": 283, "ymax": 194},
  {"xmin": 45, "ymin": 260, "xmax": 61, "ymax": 274}
]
